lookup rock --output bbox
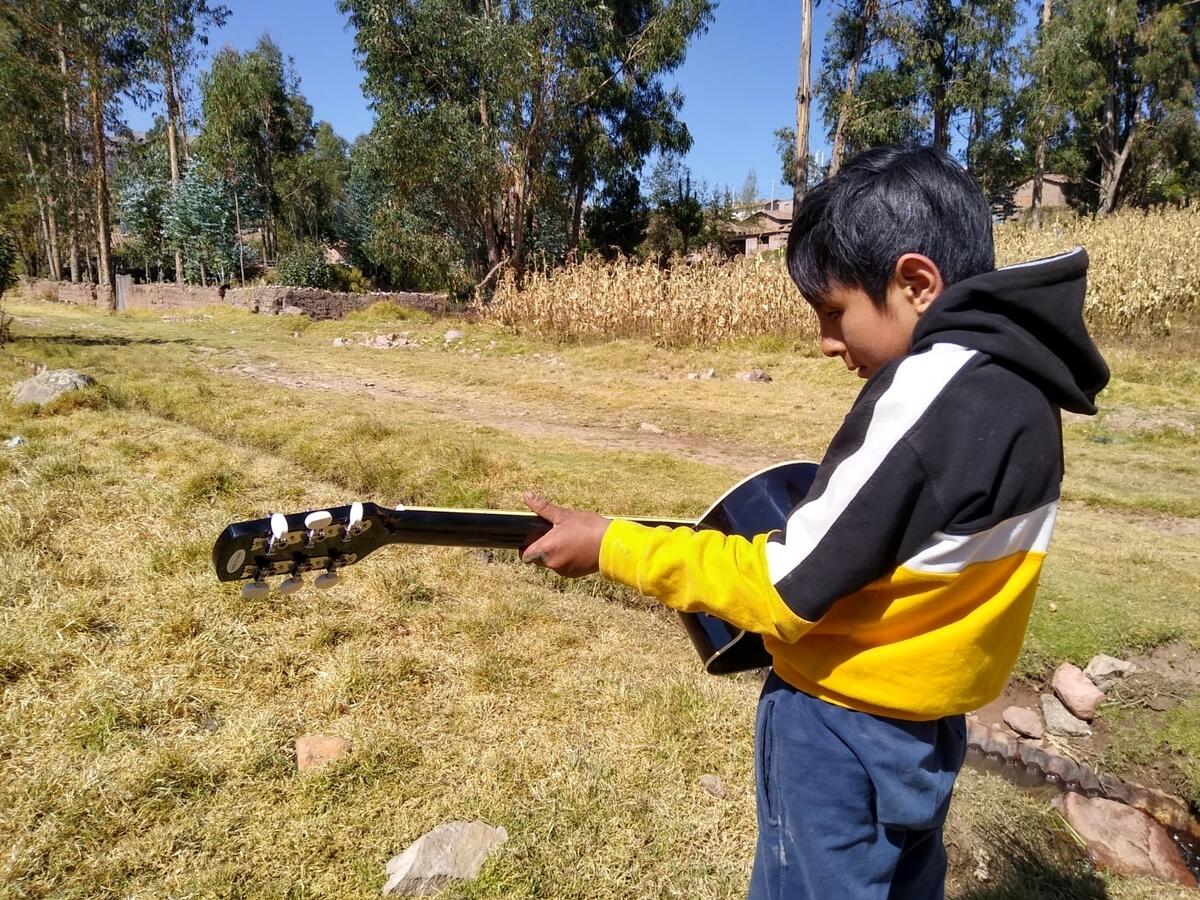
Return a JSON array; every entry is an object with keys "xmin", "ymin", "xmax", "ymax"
[
  {"xmin": 1053, "ymin": 662, "xmax": 1106, "ymax": 720},
  {"xmin": 1002, "ymin": 705, "xmax": 1044, "ymax": 740},
  {"xmin": 700, "ymin": 368, "xmax": 717, "ymax": 380},
  {"xmin": 443, "ymin": 329, "xmax": 464, "ymax": 343},
  {"xmin": 280, "ymin": 305, "xmax": 305, "ymax": 316},
  {"xmin": 372, "ymin": 334, "xmax": 393, "ymax": 347},
  {"xmin": 382, "ymin": 821, "xmax": 508, "ymax": 896},
  {"xmin": 699, "ymin": 774, "xmax": 725, "ymax": 799},
  {"xmin": 1056, "ymin": 793, "xmax": 1195, "ymax": 887},
  {"xmin": 295, "ymin": 734, "xmax": 352, "ymax": 772},
  {"xmin": 10, "ymin": 369, "xmax": 96, "ymax": 407},
  {"xmin": 638, "ymin": 422, "xmax": 664, "ymax": 434},
  {"xmin": 4, "ymin": 435, "xmax": 26, "ymax": 448},
  {"xmin": 1085, "ymin": 654, "xmax": 1136, "ymax": 690},
  {"xmin": 737, "ymin": 368, "xmax": 772, "ymax": 383},
  {"xmin": 332, "ymin": 337, "xmax": 349, "ymax": 347},
  {"xmin": 1048, "ymin": 602, "xmax": 1058, "ymax": 612},
  {"xmin": 1041, "ymin": 694, "xmax": 1091, "ymax": 736}
]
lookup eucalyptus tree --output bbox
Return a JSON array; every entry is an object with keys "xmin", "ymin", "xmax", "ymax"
[
  {"xmin": 339, "ymin": 0, "xmax": 713, "ymax": 287},
  {"xmin": 146, "ymin": 0, "xmax": 229, "ymax": 281},
  {"xmin": 1036, "ymin": 0, "xmax": 1199, "ymax": 213}
]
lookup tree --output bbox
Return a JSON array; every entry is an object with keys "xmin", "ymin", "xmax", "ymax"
[
  {"xmin": 738, "ymin": 168, "xmax": 760, "ymax": 206},
  {"xmin": 584, "ymin": 169, "xmax": 648, "ymax": 258},
  {"xmin": 338, "ymin": 0, "xmax": 714, "ymax": 288},
  {"xmin": 198, "ymin": 36, "xmax": 305, "ymax": 264},
  {"xmin": 116, "ymin": 138, "xmax": 171, "ymax": 280},
  {"xmin": 1037, "ymin": 0, "xmax": 1199, "ymax": 214},
  {"xmin": 164, "ymin": 156, "xmax": 253, "ymax": 285},
  {"xmin": 147, "ymin": 0, "xmax": 229, "ymax": 282},
  {"xmin": 75, "ymin": 0, "xmax": 153, "ymax": 304}
]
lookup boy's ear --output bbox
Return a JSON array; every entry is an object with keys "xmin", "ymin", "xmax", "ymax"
[{"xmin": 893, "ymin": 253, "xmax": 944, "ymax": 315}]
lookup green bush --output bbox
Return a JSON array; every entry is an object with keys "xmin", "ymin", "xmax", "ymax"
[
  {"xmin": 0, "ymin": 228, "xmax": 17, "ymax": 296},
  {"xmin": 275, "ymin": 242, "xmax": 333, "ymax": 289}
]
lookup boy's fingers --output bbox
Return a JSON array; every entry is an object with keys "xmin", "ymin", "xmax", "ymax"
[{"xmin": 523, "ymin": 491, "xmax": 563, "ymax": 523}]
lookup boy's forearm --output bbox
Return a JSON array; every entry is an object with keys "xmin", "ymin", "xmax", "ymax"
[{"xmin": 599, "ymin": 519, "xmax": 815, "ymax": 644}]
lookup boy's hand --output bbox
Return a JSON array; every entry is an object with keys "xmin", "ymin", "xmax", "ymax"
[{"xmin": 521, "ymin": 492, "xmax": 610, "ymax": 578}]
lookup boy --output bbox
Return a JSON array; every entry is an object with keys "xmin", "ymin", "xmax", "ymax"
[{"xmin": 519, "ymin": 145, "xmax": 1109, "ymax": 899}]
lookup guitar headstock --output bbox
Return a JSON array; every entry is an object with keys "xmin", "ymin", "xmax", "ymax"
[{"xmin": 212, "ymin": 501, "xmax": 395, "ymax": 598}]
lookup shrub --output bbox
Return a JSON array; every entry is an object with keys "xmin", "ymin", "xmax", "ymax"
[{"xmin": 275, "ymin": 242, "xmax": 333, "ymax": 289}]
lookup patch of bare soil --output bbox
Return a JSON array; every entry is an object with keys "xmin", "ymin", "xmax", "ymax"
[{"xmin": 210, "ymin": 360, "xmax": 779, "ymax": 471}]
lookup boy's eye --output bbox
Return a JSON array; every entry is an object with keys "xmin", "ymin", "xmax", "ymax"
[{"xmin": 824, "ymin": 310, "xmax": 842, "ymax": 322}]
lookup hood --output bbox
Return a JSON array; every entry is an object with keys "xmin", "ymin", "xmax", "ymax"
[{"xmin": 911, "ymin": 247, "xmax": 1110, "ymax": 414}]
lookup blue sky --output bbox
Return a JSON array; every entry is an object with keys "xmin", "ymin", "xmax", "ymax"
[{"xmin": 124, "ymin": 0, "xmax": 835, "ymax": 198}]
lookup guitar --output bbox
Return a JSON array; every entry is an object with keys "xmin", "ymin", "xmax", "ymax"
[{"xmin": 211, "ymin": 460, "xmax": 818, "ymax": 675}]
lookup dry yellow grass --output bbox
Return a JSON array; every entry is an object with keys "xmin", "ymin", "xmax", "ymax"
[
  {"xmin": 0, "ymin": 300, "xmax": 1197, "ymax": 897},
  {"xmin": 487, "ymin": 206, "xmax": 1200, "ymax": 343}
]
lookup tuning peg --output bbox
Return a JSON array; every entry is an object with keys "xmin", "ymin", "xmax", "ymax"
[
  {"xmin": 305, "ymin": 510, "xmax": 333, "ymax": 530},
  {"xmin": 278, "ymin": 574, "xmax": 305, "ymax": 595},
  {"xmin": 242, "ymin": 580, "xmax": 269, "ymax": 600},
  {"xmin": 268, "ymin": 512, "xmax": 290, "ymax": 553},
  {"xmin": 314, "ymin": 571, "xmax": 340, "ymax": 590},
  {"xmin": 343, "ymin": 502, "xmax": 364, "ymax": 542}
]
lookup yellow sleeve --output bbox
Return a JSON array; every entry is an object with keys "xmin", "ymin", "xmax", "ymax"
[{"xmin": 598, "ymin": 519, "xmax": 816, "ymax": 643}]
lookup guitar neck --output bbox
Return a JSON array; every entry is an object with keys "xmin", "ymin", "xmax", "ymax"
[{"xmin": 378, "ymin": 507, "xmax": 694, "ymax": 551}]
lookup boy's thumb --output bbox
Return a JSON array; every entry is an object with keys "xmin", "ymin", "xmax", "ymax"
[{"xmin": 523, "ymin": 491, "xmax": 562, "ymax": 523}]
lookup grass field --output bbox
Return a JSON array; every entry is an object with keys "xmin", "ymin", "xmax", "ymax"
[{"xmin": 0, "ymin": 297, "xmax": 1197, "ymax": 898}]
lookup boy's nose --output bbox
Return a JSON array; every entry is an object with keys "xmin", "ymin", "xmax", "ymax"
[{"xmin": 821, "ymin": 335, "xmax": 846, "ymax": 357}]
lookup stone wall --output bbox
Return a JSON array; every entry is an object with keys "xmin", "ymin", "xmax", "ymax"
[{"xmin": 13, "ymin": 277, "xmax": 447, "ymax": 320}]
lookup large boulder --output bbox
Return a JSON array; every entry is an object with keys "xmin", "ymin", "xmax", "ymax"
[
  {"xmin": 1056, "ymin": 793, "xmax": 1195, "ymax": 887},
  {"xmin": 10, "ymin": 369, "xmax": 96, "ymax": 406}
]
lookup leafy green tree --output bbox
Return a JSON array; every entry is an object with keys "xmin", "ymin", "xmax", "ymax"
[
  {"xmin": 338, "ymin": 0, "xmax": 713, "ymax": 288},
  {"xmin": 584, "ymin": 169, "xmax": 648, "ymax": 259},
  {"xmin": 164, "ymin": 156, "xmax": 253, "ymax": 285},
  {"xmin": 275, "ymin": 241, "xmax": 332, "ymax": 288},
  {"xmin": 116, "ymin": 140, "xmax": 171, "ymax": 280},
  {"xmin": 0, "ymin": 228, "xmax": 17, "ymax": 295},
  {"xmin": 197, "ymin": 36, "xmax": 306, "ymax": 262},
  {"xmin": 146, "ymin": 0, "xmax": 229, "ymax": 281},
  {"xmin": 1035, "ymin": 0, "xmax": 1199, "ymax": 213}
]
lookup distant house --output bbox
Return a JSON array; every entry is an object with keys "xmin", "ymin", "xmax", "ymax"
[
  {"xmin": 1010, "ymin": 174, "xmax": 1070, "ymax": 217},
  {"xmin": 724, "ymin": 198, "xmax": 794, "ymax": 256}
]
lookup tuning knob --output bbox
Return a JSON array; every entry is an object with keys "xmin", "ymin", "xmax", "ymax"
[
  {"xmin": 305, "ymin": 510, "xmax": 333, "ymax": 530},
  {"xmin": 314, "ymin": 571, "xmax": 340, "ymax": 590},
  {"xmin": 278, "ymin": 574, "xmax": 305, "ymax": 595},
  {"xmin": 242, "ymin": 580, "xmax": 269, "ymax": 600}
]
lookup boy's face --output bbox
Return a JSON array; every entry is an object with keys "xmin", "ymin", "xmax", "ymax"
[{"xmin": 813, "ymin": 253, "xmax": 943, "ymax": 380}]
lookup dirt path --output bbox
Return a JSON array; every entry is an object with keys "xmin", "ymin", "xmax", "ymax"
[{"xmin": 210, "ymin": 358, "xmax": 782, "ymax": 471}]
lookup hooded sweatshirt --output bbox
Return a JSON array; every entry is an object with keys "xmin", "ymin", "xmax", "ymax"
[{"xmin": 599, "ymin": 247, "xmax": 1110, "ymax": 720}]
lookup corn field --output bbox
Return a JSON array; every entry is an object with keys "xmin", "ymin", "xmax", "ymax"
[{"xmin": 485, "ymin": 206, "xmax": 1200, "ymax": 345}]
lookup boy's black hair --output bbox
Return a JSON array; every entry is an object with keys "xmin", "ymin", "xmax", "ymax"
[{"xmin": 786, "ymin": 145, "xmax": 995, "ymax": 306}]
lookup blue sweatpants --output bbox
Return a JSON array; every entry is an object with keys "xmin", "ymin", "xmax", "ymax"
[{"xmin": 748, "ymin": 672, "xmax": 966, "ymax": 900}]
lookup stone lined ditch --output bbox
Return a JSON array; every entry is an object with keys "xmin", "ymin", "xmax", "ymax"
[{"xmin": 965, "ymin": 713, "xmax": 1200, "ymax": 887}]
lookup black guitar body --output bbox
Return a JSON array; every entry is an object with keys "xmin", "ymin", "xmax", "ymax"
[{"xmin": 684, "ymin": 461, "xmax": 818, "ymax": 674}]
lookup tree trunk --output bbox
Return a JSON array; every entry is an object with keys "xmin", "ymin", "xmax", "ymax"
[
  {"xmin": 58, "ymin": 28, "xmax": 80, "ymax": 283},
  {"xmin": 794, "ymin": 0, "xmax": 814, "ymax": 202},
  {"xmin": 830, "ymin": 0, "xmax": 877, "ymax": 177},
  {"xmin": 39, "ymin": 142, "xmax": 63, "ymax": 281},
  {"xmin": 88, "ymin": 74, "xmax": 115, "ymax": 304},
  {"xmin": 568, "ymin": 163, "xmax": 586, "ymax": 255},
  {"xmin": 1098, "ymin": 128, "xmax": 1134, "ymax": 216},
  {"xmin": 1030, "ymin": 0, "xmax": 1053, "ymax": 227},
  {"xmin": 162, "ymin": 6, "xmax": 185, "ymax": 283},
  {"xmin": 25, "ymin": 146, "xmax": 55, "ymax": 279},
  {"xmin": 233, "ymin": 183, "xmax": 246, "ymax": 285}
]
